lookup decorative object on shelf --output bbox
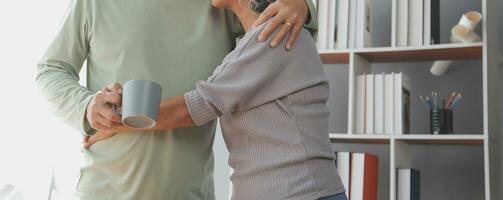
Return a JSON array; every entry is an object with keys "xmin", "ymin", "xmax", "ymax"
[
  {"xmin": 419, "ymin": 92, "xmax": 461, "ymax": 134},
  {"xmin": 430, "ymin": 11, "xmax": 482, "ymax": 76}
]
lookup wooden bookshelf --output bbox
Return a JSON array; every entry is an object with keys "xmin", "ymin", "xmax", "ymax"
[
  {"xmin": 319, "ymin": 42, "xmax": 483, "ymax": 64},
  {"xmin": 329, "ymin": 134, "xmax": 485, "ymax": 145}
]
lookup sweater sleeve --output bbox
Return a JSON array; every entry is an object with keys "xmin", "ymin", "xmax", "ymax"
[
  {"xmin": 184, "ymin": 26, "xmax": 323, "ymax": 126},
  {"xmin": 35, "ymin": 0, "xmax": 96, "ymax": 135}
]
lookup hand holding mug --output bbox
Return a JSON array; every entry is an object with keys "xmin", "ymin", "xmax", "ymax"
[{"xmin": 85, "ymin": 83, "xmax": 123, "ymax": 130}]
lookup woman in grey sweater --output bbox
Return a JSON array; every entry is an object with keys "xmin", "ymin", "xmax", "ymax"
[{"xmin": 85, "ymin": 0, "xmax": 347, "ymax": 199}]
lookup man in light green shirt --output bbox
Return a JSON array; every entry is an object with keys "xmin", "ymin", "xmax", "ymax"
[{"xmin": 36, "ymin": 0, "xmax": 317, "ymax": 199}]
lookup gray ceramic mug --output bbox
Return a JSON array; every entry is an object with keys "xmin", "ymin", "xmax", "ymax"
[{"xmin": 116, "ymin": 79, "xmax": 162, "ymax": 129}]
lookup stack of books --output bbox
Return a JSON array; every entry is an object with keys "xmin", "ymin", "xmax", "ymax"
[
  {"xmin": 393, "ymin": 0, "xmax": 441, "ymax": 46},
  {"xmin": 336, "ymin": 152, "xmax": 378, "ymax": 200},
  {"xmin": 315, "ymin": 0, "xmax": 373, "ymax": 50},
  {"xmin": 355, "ymin": 72, "xmax": 411, "ymax": 135},
  {"xmin": 397, "ymin": 168, "xmax": 421, "ymax": 200}
]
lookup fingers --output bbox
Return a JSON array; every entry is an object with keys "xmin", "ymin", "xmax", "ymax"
[
  {"xmin": 95, "ymin": 91, "xmax": 122, "ymax": 106},
  {"xmin": 285, "ymin": 22, "xmax": 303, "ymax": 50},
  {"xmin": 270, "ymin": 22, "xmax": 293, "ymax": 48},
  {"xmin": 98, "ymin": 103, "xmax": 122, "ymax": 123},
  {"xmin": 258, "ymin": 12, "xmax": 286, "ymax": 43},
  {"xmin": 106, "ymin": 82, "xmax": 123, "ymax": 94},
  {"xmin": 252, "ymin": 3, "xmax": 277, "ymax": 28}
]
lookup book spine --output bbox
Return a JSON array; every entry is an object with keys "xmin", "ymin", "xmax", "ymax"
[
  {"xmin": 384, "ymin": 73, "xmax": 395, "ymax": 134},
  {"xmin": 362, "ymin": 154, "xmax": 378, "ymax": 200},
  {"xmin": 348, "ymin": 0, "xmax": 358, "ymax": 48},
  {"xmin": 408, "ymin": 0, "xmax": 423, "ymax": 46},
  {"xmin": 397, "ymin": 0, "xmax": 409, "ymax": 46},
  {"xmin": 423, "ymin": 0, "xmax": 431, "ymax": 45},
  {"xmin": 374, "ymin": 73, "xmax": 385, "ymax": 134},
  {"xmin": 316, "ymin": 0, "xmax": 329, "ymax": 50},
  {"xmin": 337, "ymin": 0, "xmax": 350, "ymax": 49},
  {"xmin": 328, "ymin": 0, "xmax": 337, "ymax": 50},
  {"xmin": 430, "ymin": 0, "xmax": 441, "ymax": 44},
  {"xmin": 356, "ymin": 74, "xmax": 366, "ymax": 134},
  {"xmin": 365, "ymin": 74, "xmax": 375, "ymax": 134},
  {"xmin": 356, "ymin": 0, "xmax": 373, "ymax": 48}
]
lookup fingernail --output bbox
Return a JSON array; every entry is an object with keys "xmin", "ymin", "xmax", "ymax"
[
  {"xmin": 270, "ymin": 42, "xmax": 277, "ymax": 47},
  {"xmin": 286, "ymin": 45, "xmax": 292, "ymax": 50}
]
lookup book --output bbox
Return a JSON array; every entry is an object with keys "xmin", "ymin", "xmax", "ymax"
[
  {"xmin": 355, "ymin": 74, "xmax": 366, "ymax": 134},
  {"xmin": 423, "ymin": 0, "xmax": 431, "ymax": 45},
  {"xmin": 316, "ymin": 0, "xmax": 329, "ymax": 50},
  {"xmin": 328, "ymin": 0, "xmax": 338, "ymax": 49},
  {"xmin": 350, "ymin": 153, "xmax": 378, "ymax": 200},
  {"xmin": 393, "ymin": 73, "xmax": 411, "ymax": 134},
  {"xmin": 355, "ymin": 0, "xmax": 373, "ymax": 48},
  {"xmin": 374, "ymin": 73, "xmax": 385, "ymax": 134},
  {"xmin": 408, "ymin": 0, "xmax": 423, "ymax": 46},
  {"xmin": 384, "ymin": 72, "xmax": 395, "ymax": 134},
  {"xmin": 396, "ymin": 0, "xmax": 409, "ymax": 46},
  {"xmin": 348, "ymin": 0, "xmax": 358, "ymax": 48},
  {"xmin": 336, "ymin": 152, "xmax": 352, "ymax": 199},
  {"xmin": 365, "ymin": 74, "xmax": 375, "ymax": 134},
  {"xmin": 336, "ymin": 0, "xmax": 350, "ymax": 49},
  {"xmin": 397, "ymin": 168, "xmax": 420, "ymax": 200},
  {"xmin": 430, "ymin": 0, "xmax": 441, "ymax": 44}
]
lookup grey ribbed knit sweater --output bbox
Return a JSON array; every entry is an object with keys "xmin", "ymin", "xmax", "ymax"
[{"xmin": 184, "ymin": 20, "xmax": 345, "ymax": 200}]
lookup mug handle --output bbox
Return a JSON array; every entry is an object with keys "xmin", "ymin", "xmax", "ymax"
[{"xmin": 112, "ymin": 104, "xmax": 122, "ymax": 115}]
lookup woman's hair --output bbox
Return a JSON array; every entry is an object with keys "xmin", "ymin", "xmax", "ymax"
[{"xmin": 249, "ymin": 0, "xmax": 276, "ymax": 13}]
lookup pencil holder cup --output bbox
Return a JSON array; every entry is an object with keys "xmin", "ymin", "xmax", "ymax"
[{"xmin": 430, "ymin": 109, "xmax": 454, "ymax": 134}]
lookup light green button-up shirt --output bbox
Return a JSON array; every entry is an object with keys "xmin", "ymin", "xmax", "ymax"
[{"xmin": 36, "ymin": 0, "xmax": 317, "ymax": 199}]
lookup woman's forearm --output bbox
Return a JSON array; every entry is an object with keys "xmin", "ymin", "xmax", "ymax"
[{"xmin": 114, "ymin": 95, "xmax": 195, "ymax": 133}]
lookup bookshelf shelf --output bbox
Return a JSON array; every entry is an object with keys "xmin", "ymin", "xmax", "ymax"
[
  {"xmin": 329, "ymin": 134, "xmax": 485, "ymax": 145},
  {"xmin": 320, "ymin": 42, "xmax": 483, "ymax": 64}
]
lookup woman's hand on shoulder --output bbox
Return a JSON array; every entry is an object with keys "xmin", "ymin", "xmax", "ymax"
[{"xmin": 253, "ymin": 0, "xmax": 308, "ymax": 50}]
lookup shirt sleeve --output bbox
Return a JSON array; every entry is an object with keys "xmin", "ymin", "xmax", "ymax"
[
  {"xmin": 304, "ymin": 0, "xmax": 318, "ymax": 33},
  {"xmin": 228, "ymin": 0, "xmax": 318, "ymax": 36},
  {"xmin": 184, "ymin": 27, "xmax": 321, "ymax": 126},
  {"xmin": 35, "ymin": 0, "xmax": 96, "ymax": 135}
]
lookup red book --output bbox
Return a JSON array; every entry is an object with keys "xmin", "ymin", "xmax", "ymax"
[{"xmin": 350, "ymin": 153, "xmax": 378, "ymax": 200}]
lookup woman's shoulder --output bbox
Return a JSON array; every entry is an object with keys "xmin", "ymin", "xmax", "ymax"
[{"xmin": 234, "ymin": 19, "xmax": 318, "ymax": 59}]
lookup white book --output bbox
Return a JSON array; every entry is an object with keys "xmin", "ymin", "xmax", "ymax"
[
  {"xmin": 398, "ymin": 169, "xmax": 411, "ymax": 200},
  {"xmin": 336, "ymin": 0, "xmax": 350, "ymax": 49},
  {"xmin": 384, "ymin": 72, "xmax": 394, "ymax": 134},
  {"xmin": 348, "ymin": 0, "xmax": 358, "ymax": 48},
  {"xmin": 328, "ymin": 0, "xmax": 337, "ymax": 49},
  {"xmin": 393, "ymin": 73, "xmax": 411, "ymax": 135},
  {"xmin": 355, "ymin": 0, "xmax": 373, "ymax": 48},
  {"xmin": 397, "ymin": 0, "xmax": 409, "ymax": 46},
  {"xmin": 365, "ymin": 74, "xmax": 375, "ymax": 134},
  {"xmin": 355, "ymin": 74, "xmax": 366, "ymax": 134},
  {"xmin": 408, "ymin": 0, "xmax": 423, "ymax": 46},
  {"xmin": 374, "ymin": 73, "xmax": 385, "ymax": 134},
  {"xmin": 423, "ymin": 0, "xmax": 431, "ymax": 45},
  {"xmin": 336, "ymin": 152, "xmax": 351, "ymax": 199},
  {"xmin": 316, "ymin": 0, "xmax": 330, "ymax": 50}
]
